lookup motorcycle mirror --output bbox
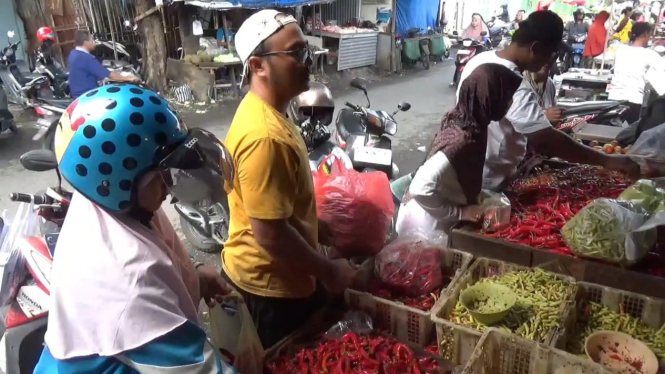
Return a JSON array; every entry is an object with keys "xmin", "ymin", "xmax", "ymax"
[
  {"xmin": 480, "ymin": 31, "xmax": 488, "ymax": 36},
  {"xmin": 350, "ymin": 77, "xmax": 367, "ymax": 91},
  {"xmin": 399, "ymin": 102, "xmax": 411, "ymax": 112}
]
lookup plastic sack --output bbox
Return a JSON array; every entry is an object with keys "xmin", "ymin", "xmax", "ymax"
[
  {"xmin": 628, "ymin": 123, "xmax": 665, "ymax": 177},
  {"xmin": 561, "ymin": 198, "xmax": 665, "ymax": 266},
  {"xmin": 478, "ymin": 190, "xmax": 512, "ymax": 232},
  {"xmin": 323, "ymin": 311, "xmax": 374, "ymax": 340},
  {"xmin": 0, "ymin": 203, "xmax": 40, "ymax": 310},
  {"xmin": 313, "ymin": 168, "xmax": 395, "ymax": 257},
  {"xmin": 374, "ymin": 229, "xmax": 444, "ymax": 297},
  {"xmin": 618, "ymin": 179, "xmax": 665, "ymax": 214},
  {"xmin": 209, "ymin": 293, "xmax": 264, "ymax": 374}
]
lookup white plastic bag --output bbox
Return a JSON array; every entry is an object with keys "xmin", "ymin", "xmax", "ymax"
[
  {"xmin": 209, "ymin": 293, "xmax": 264, "ymax": 374},
  {"xmin": 628, "ymin": 123, "xmax": 665, "ymax": 177},
  {"xmin": 561, "ymin": 198, "xmax": 665, "ymax": 266},
  {"xmin": 0, "ymin": 203, "xmax": 40, "ymax": 310},
  {"xmin": 478, "ymin": 190, "xmax": 512, "ymax": 232}
]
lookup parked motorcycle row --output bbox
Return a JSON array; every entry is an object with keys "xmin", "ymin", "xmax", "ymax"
[{"xmin": 0, "ymin": 29, "xmax": 141, "ymax": 147}]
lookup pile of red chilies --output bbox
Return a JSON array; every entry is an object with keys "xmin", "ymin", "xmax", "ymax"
[
  {"xmin": 267, "ymin": 332, "xmax": 442, "ymax": 374},
  {"xmin": 481, "ymin": 166, "xmax": 629, "ymax": 257}
]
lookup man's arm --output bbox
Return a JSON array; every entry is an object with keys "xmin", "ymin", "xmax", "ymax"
[
  {"xmin": 507, "ymin": 87, "xmax": 640, "ymax": 178},
  {"xmin": 238, "ymin": 138, "xmax": 345, "ymax": 286}
]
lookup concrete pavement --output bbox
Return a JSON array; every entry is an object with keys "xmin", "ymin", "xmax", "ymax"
[{"xmin": 0, "ymin": 61, "xmax": 458, "ymax": 267}]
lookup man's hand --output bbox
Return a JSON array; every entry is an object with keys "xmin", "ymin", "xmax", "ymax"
[
  {"xmin": 321, "ymin": 259, "xmax": 357, "ymax": 294},
  {"xmin": 603, "ymin": 154, "xmax": 641, "ymax": 180},
  {"xmin": 197, "ymin": 265, "xmax": 233, "ymax": 307},
  {"xmin": 460, "ymin": 205, "xmax": 485, "ymax": 223},
  {"xmin": 545, "ymin": 107, "xmax": 565, "ymax": 125}
]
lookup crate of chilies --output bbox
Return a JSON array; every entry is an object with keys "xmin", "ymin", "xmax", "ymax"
[
  {"xmin": 343, "ymin": 233, "xmax": 473, "ymax": 348},
  {"xmin": 431, "ymin": 258, "xmax": 578, "ymax": 366}
]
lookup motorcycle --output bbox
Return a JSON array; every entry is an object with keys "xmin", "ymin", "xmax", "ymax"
[
  {"xmin": 33, "ymin": 42, "xmax": 70, "ymax": 99},
  {"xmin": 0, "ymin": 149, "xmax": 70, "ymax": 374},
  {"xmin": 0, "ymin": 31, "xmax": 52, "ymax": 107},
  {"xmin": 0, "ymin": 86, "xmax": 17, "ymax": 135},
  {"xmin": 334, "ymin": 77, "xmax": 410, "ymax": 180},
  {"xmin": 556, "ymin": 100, "xmax": 630, "ymax": 132},
  {"xmin": 486, "ymin": 17, "xmax": 510, "ymax": 49},
  {"xmin": 22, "ymin": 80, "xmax": 73, "ymax": 150},
  {"xmin": 92, "ymin": 38, "xmax": 143, "ymax": 76},
  {"xmin": 405, "ymin": 28, "xmax": 432, "ymax": 69},
  {"xmin": 450, "ymin": 31, "xmax": 490, "ymax": 87}
]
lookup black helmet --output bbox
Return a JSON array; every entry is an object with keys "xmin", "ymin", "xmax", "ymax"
[{"xmin": 574, "ymin": 7, "xmax": 585, "ymax": 15}]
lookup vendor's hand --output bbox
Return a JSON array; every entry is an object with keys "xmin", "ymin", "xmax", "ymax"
[
  {"xmin": 322, "ymin": 259, "xmax": 357, "ymax": 294},
  {"xmin": 197, "ymin": 265, "xmax": 234, "ymax": 307},
  {"xmin": 603, "ymin": 154, "xmax": 641, "ymax": 180},
  {"xmin": 545, "ymin": 107, "xmax": 565, "ymax": 125},
  {"xmin": 460, "ymin": 205, "xmax": 485, "ymax": 223}
]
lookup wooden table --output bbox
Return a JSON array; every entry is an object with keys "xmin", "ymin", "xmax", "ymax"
[{"xmin": 195, "ymin": 61, "xmax": 242, "ymax": 100}]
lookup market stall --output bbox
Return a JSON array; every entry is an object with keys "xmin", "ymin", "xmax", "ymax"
[{"xmin": 313, "ymin": 25, "xmax": 381, "ymax": 71}]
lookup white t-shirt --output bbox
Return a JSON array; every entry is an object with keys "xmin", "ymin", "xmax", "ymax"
[
  {"xmin": 456, "ymin": 51, "xmax": 553, "ymax": 190},
  {"xmin": 609, "ymin": 45, "xmax": 665, "ymax": 105}
]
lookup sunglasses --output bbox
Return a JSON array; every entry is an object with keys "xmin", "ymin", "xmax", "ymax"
[{"xmin": 258, "ymin": 47, "xmax": 312, "ymax": 65}]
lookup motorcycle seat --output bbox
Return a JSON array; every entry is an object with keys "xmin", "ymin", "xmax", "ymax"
[
  {"xmin": 335, "ymin": 108, "xmax": 365, "ymax": 140},
  {"xmin": 558, "ymin": 100, "xmax": 621, "ymax": 115},
  {"xmin": 40, "ymin": 97, "xmax": 73, "ymax": 109},
  {"xmin": 102, "ymin": 59, "xmax": 129, "ymax": 69},
  {"xmin": 10, "ymin": 65, "xmax": 43, "ymax": 86},
  {"xmin": 20, "ymin": 149, "xmax": 58, "ymax": 172}
]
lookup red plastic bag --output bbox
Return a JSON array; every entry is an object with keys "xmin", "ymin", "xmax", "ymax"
[
  {"xmin": 314, "ymin": 168, "xmax": 394, "ymax": 258},
  {"xmin": 374, "ymin": 230, "xmax": 444, "ymax": 297}
]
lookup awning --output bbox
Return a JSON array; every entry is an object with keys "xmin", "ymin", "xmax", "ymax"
[
  {"xmin": 562, "ymin": 0, "xmax": 587, "ymax": 5},
  {"xmin": 179, "ymin": 0, "xmax": 334, "ymax": 9}
]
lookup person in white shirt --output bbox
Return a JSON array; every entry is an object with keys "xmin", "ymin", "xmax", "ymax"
[
  {"xmin": 609, "ymin": 22, "xmax": 665, "ymax": 123},
  {"xmin": 458, "ymin": 10, "xmax": 640, "ymax": 191},
  {"xmin": 395, "ymin": 64, "xmax": 522, "ymax": 240},
  {"xmin": 524, "ymin": 58, "xmax": 562, "ymax": 124}
]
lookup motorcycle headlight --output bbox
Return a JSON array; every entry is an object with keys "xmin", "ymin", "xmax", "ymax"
[
  {"xmin": 384, "ymin": 119, "xmax": 397, "ymax": 135},
  {"xmin": 462, "ymin": 40, "xmax": 472, "ymax": 47}
]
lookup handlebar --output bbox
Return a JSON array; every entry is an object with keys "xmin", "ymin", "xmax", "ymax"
[
  {"xmin": 9, "ymin": 192, "xmax": 54, "ymax": 205},
  {"xmin": 345, "ymin": 101, "xmax": 361, "ymax": 111}
]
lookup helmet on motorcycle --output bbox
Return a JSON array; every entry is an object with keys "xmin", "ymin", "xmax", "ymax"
[
  {"xmin": 289, "ymin": 82, "xmax": 335, "ymax": 126},
  {"xmin": 573, "ymin": 7, "xmax": 585, "ymax": 16},
  {"xmin": 54, "ymin": 84, "xmax": 234, "ymax": 212},
  {"xmin": 37, "ymin": 27, "xmax": 56, "ymax": 42}
]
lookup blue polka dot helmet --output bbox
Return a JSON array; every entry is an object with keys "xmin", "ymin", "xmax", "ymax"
[{"xmin": 54, "ymin": 83, "xmax": 234, "ymax": 212}]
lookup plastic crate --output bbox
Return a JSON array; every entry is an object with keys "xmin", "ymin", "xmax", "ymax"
[
  {"xmin": 431, "ymin": 258, "xmax": 578, "ymax": 365},
  {"xmin": 462, "ymin": 328, "xmax": 613, "ymax": 374},
  {"xmin": 344, "ymin": 247, "xmax": 473, "ymax": 347},
  {"xmin": 563, "ymin": 281, "xmax": 665, "ymax": 362}
]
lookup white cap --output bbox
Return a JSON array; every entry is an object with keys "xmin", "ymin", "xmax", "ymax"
[{"xmin": 235, "ymin": 9, "xmax": 298, "ymax": 85}]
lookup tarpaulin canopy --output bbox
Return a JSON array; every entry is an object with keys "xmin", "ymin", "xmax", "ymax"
[
  {"xmin": 180, "ymin": 0, "xmax": 334, "ymax": 9},
  {"xmin": 395, "ymin": 0, "xmax": 439, "ymax": 37}
]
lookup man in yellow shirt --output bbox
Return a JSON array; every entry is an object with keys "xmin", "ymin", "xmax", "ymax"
[{"xmin": 223, "ymin": 9, "xmax": 356, "ymax": 348}]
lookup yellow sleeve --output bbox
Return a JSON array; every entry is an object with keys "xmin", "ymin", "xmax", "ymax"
[{"xmin": 237, "ymin": 138, "xmax": 298, "ymax": 220}]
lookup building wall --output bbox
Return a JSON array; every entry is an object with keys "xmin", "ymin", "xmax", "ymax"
[{"xmin": 0, "ymin": 1, "xmax": 27, "ymax": 62}]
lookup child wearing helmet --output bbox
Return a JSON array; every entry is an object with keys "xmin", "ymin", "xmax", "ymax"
[{"xmin": 33, "ymin": 84, "xmax": 239, "ymax": 373}]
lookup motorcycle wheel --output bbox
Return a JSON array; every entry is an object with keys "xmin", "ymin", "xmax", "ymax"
[
  {"xmin": 180, "ymin": 199, "xmax": 230, "ymax": 253},
  {"xmin": 421, "ymin": 54, "xmax": 430, "ymax": 70}
]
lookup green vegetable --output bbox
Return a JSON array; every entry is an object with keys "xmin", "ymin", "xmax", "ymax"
[
  {"xmin": 568, "ymin": 302, "xmax": 665, "ymax": 359},
  {"xmin": 619, "ymin": 179, "xmax": 665, "ymax": 214},
  {"xmin": 448, "ymin": 268, "xmax": 573, "ymax": 342},
  {"xmin": 561, "ymin": 199, "xmax": 656, "ymax": 266}
]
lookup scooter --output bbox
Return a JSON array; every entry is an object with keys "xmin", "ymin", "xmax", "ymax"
[
  {"xmin": 22, "ymin": 79, "xmax": 72, "ymax": 150},
  {"xmin": 334, "ymin": 77, "xmax": 410, "ymax": 180},
  {"xmin": 0, "ymin": 31, "xmax": 51, "ymax": 107},
  {"xmin": 450, "ymin": 31, "xmax": 490, "ymax": 87},
  {"xmin": 557, "ymin": 100, "xmax": 630, "ymax": 132},
  {"xmin": 33, "ymin": 42, "xmax": 70, "ymax": 99},
  {"xmin": 92, "ymin": 38, "xmax": 143, "ymax": 76},
  {"xmin": 0, "ymin": 86, "xmax": 17, "ymax": 135},
  {"xmin": 405, "ymin": 28, "xmax": 432, "ymax": 70},
  {"xmin": 0, "ymin": 149, "xmax": 70, "ymax": 374}
]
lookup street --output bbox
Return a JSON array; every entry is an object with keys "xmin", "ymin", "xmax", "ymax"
[{"xmin": 0, "ymin": 61, "xmax": 458, "ymax": 267}]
